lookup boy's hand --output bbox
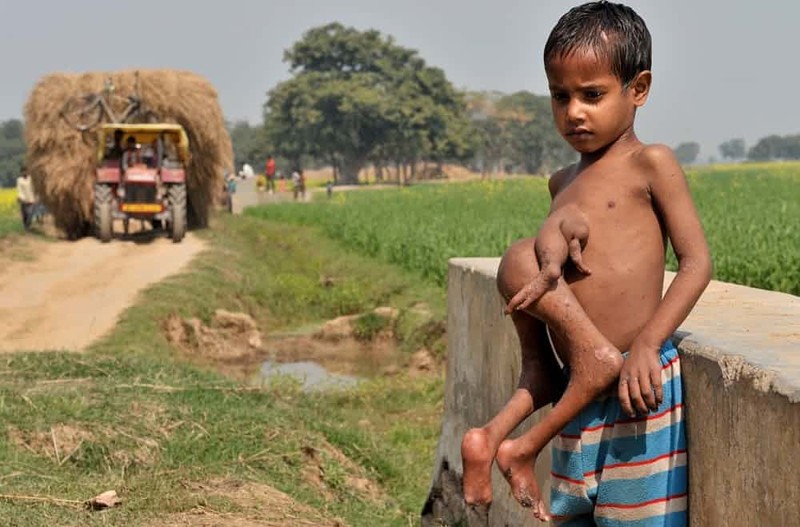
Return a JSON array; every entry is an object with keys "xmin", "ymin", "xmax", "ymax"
[
  {"xmin": 618, "ymin": 344, "xmax": 663, "ymax": 417},
  {"xmin": 568, "ymin": 238, "xmax": 592, "ymax": 275},
  {"xmin": 505, "ymin": 275, "xmax": 553, "ymax": 314}
]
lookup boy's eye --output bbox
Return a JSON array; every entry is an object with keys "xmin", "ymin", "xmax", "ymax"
[
  {"xmin": 551, "ymin": 92, "xmax": 568, "ymax": 102},
  {"xmin": 584, "ymin": 90, "xmax": 603, "ymax": 101}
]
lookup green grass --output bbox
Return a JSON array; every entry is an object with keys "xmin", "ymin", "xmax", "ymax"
[
  {"xmin": 247, "ymin": 164, "xmax": 800, "ymax": 295},
  {"xmin": 0, "ymin": 214, "xmax": 446, "ymax": 526}
]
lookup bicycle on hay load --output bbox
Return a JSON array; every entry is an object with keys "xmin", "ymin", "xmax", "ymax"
[{"xmin": 60, "ymin": 72, "xmax": 158, "ymax": 131}]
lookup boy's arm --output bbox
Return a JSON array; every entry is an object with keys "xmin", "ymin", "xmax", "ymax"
[{"xmin": 619, "ymin": 145, "xmax": 712, "ymax": 416}]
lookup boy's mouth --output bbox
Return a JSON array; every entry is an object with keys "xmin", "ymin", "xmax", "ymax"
[{"xmin": 567, "ymin": 128, "xmax": 591, "ymax": 137}]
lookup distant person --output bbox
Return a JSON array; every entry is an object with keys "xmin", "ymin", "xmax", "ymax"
[
  {"xmin": 460, "ymin": 3, "xmax": 711, "ymax": 525},
  {"xmin": 278, "ymin": 171, "xmax": 286, "ymax": 193},
  {"xmin": 239, "ymin": 163, "xmax": 254, "ymax": 179},
  {"xmin": 265, "ymin": 155, "xmax": 277, "ymax": 194},
  {"xmin": 291, "ymin": 169, "xmax": 306, "ymax": 200},
  {"xmin": 107, "ymin": 129, "xmax": 125, "ymax": 161},
  {"xmin": 16, "ymin": 165, "xmax": 35, "ymax": 231},
  {"xmin": 326, "ymin": 180, "xmax": 333, "ymax": 199},
  {"xmin": 225, "ymin": 172, "xmax": 237, "ymax": 213},
  {"xmin": 121, "ymin": 136, "xmax": 141, "ymax": 174}
]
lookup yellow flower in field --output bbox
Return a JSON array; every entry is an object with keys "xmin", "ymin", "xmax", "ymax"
[{"xmin": 0, "ymin": 188, "xmax": 18, "ymax": 213}]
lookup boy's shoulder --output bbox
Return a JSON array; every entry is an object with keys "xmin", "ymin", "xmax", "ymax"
[
  {"xmin": 547, "ymin": 165, "xmax": 575, "ymax": 198},
  {"xmin": 632, "ymin": 143, "xmax": 678, "ymax": 170}
]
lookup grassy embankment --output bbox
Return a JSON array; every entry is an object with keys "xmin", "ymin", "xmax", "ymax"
[
  {"xmin": 0, "ymin": 211, "xmax": 446, "ymax": 526},
  {"xmin": 250, "ymin": 163, "xmax": 800, "ymax": 295}
]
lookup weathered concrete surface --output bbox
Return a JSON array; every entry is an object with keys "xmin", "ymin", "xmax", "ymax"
[{"xmin": 422, "ymin": 257, "xmax": 800, "ymax": 526}]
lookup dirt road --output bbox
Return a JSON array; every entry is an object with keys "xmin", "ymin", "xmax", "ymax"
[{"xmin": 0, "ymin": 234, "xmax": 205, "ymax": 352}]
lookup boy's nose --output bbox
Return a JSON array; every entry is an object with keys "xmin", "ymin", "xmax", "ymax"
[{"xmin": 566, "ymin": 100, "xmax": 585, "ymax": 123}]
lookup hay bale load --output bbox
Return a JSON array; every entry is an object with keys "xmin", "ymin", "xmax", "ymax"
[{"xmin": 24, "ymin": 69, "xmax": 233, "ymax": 238}]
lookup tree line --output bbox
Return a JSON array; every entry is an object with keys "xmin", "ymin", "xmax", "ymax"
[
  {"xmin": 0, "ymin": 119, "xmax": 25, "ymax": 188},
  {"xmin": 3, "ymin": 23, "xmax": 800, "ymax": 187},
  {"xmin": 259, "ymin": 23, "xmax": 573, "ymax": 184}
]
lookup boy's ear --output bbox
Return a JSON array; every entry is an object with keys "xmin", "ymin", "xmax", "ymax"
[{"xmin": 629, "ymin": 70, "xmax": 652, "ymax": 107}]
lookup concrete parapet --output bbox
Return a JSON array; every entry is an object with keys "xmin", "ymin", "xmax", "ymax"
[{"xmin": 422, "ymin": 257, "xmax": 800, "ymax": 526}]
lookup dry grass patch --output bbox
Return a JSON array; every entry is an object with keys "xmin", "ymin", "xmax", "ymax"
[{"xmin": 153, "ymin": 478, "xmax": 347, "ymax": 527}]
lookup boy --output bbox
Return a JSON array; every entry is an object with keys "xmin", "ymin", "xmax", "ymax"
[{"xmin": 460, "ymin": 2, "xmax": 712, "ymax": 524}]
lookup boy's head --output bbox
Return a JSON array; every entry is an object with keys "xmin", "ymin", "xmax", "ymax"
[
  {"xmin": 544, "ymin": 1, "xmax": 653, "ymax": 155},
  {"xmin": 544, "ymin": 1, "xmax": 651, "ymax": 87}
]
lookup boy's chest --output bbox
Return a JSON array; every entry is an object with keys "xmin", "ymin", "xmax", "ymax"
[{"xmin": 552, "ymin": 170, "xmax": 650, "ymax": 215}]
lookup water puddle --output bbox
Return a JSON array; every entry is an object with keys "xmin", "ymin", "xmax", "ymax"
[{"xmin": 256, "ymin": 360, "xmax": 359, "ymax": 392}]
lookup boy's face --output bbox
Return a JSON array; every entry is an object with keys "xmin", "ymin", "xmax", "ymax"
[{"xmin": 546, "ymin": 50, "xmax": 648, "ymax": 155}]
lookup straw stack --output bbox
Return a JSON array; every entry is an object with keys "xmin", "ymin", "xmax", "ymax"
[{"xmin": 24, "ymin": 69, "xmax": 233, "ymax": 238}]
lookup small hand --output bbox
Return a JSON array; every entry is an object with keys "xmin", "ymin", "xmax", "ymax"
[
  {"xmin": 568, "ymin": 238, "xmax": 592, "ymax": 275},
  {"xmin": 504, "ymin": 275, "xmax": 553, "ymax": 315},
  {"xmin": 618, "ymin": 344, "xmax": 663, "ymax": 417}
]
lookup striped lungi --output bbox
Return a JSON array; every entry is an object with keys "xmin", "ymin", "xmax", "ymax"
[{"xmin": 550, "ymin": 341, "xmax": 687, "ymax": 526}]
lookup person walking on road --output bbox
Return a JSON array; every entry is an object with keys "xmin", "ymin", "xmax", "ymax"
[
  {"xmin": 16, "ymin": 165, "xmax": 36, "ymax": 231},
  {"xmin": 265, "ymin": 155, "xmax": 277, "ymax": 194}
]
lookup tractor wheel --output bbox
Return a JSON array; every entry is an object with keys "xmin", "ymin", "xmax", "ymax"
[
  {"xmin": 168, "ymin": 184, "xmax": 187, "ymax": 243},
  {"xmin": 94, "ymin": 184, "xmax": 113, "ymax": 243}
]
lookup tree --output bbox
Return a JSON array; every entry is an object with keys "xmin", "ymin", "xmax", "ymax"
[
  {"xmin": 747, "ymin": 134, "xmax": 800, "ymax": 161},
  {"xmin": 228, "ymin": 121, "xmax": 271, "ymax": 170},
  {"xmin": 264, "ymin": 23, "xmax": 471, "ymax": 184},
  {"xmin": 0, "ymin": 119, "xmax": 26, "ymax": 188},
  {"xmin": 748, "ymin": 135, "xmax": 785, "ymax": 161},
  {"xmin": 465, "ymin": 91, "xmax": 574, "ymax": 175},
  {"xmin": 673, "ymin": 142, "xmax": 700, "ymax": 165},
  {"xmin": 718, "ymin": 138, "xmax": 745, "ymax": 161}
]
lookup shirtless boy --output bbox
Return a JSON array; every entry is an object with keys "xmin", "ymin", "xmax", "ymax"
[{"xmin": 460, "ymin": 2, "xmax": 712, "ymax": 524}]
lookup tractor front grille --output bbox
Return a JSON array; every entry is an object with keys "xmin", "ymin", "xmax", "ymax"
[{"xmin": 126, "ymin": 185, "xmax": 157, "ymax": 204}]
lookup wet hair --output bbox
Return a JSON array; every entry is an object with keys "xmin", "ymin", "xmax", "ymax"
[{"xmin": 544, "ymin": 1, "xmax": 651, "ymax": 86}]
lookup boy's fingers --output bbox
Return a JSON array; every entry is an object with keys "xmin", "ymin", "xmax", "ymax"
[
  {"xmin": 568, "ymin": 240, "xmax": 591, "ymax": 275},
  {"xmin": 650, "ymin": 370, "xmax": 664, "ymax": 406},
  {"xmin": 505, "ymin": 290, "xmax": 526, "ymax": 314},
  {"xmin": 618, "ymin": 378, "xmax": 634, "ymax": 416},
  {"xmin": 628, "ymin": 377, "xmax": 648, "ymax": 415},
  {"xmin": 641, "ymin": 377, "xmax": 657, "ymax": 411}
]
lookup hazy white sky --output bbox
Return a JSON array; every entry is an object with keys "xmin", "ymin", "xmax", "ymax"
[{"xmin": 2, "ymin": 0, "xmax": 797, "ymax": 159}]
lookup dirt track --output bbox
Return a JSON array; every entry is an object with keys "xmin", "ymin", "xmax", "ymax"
[{"xmin": 0, "ymin": 234, "xmax": 205, "ymax": 352}]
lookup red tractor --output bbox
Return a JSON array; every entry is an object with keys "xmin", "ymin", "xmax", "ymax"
[{"xmin": 94, "ymin": 123, "xmax": 189, "ymax": 242}]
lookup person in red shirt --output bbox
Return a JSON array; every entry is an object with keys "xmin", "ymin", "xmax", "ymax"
[{"xmin": 265, "ymin": 155, "xmax": 277, "ymax": 194}]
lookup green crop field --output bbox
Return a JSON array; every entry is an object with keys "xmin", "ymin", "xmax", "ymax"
[{"xmin": 248, "ymin": 163, "xmax": 800, "ymax": 295}]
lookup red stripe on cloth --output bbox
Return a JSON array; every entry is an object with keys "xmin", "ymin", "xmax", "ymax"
[
  {"xmin": 597, "ymin": 492, "xmax": 687, "ymax": 510},
  {"xmin": 584, "ymin": 449, "xmax": 687, "ymax": 478},
  {"xmin": 559, "ymin": 432, "xmax": 581, "ymax": 440},
  {"xmin": 614, "ymin": 403, "xmax": 683, "ymax": 426},
  {"xmin": 578, "ymin": 403, "xmax": 683, "ymax": 433},
  {"xmin": 662, "ymin": 355, "xmax": 680, "ymax": 369},
  {"xmin": 550, "ymin": 471, "xmax": 585, "ymax": 486}
]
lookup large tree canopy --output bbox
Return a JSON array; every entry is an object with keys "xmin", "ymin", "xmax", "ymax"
[
  {"xmin": 264, "ymin": 23, "xmax": 472, "ymax": 184},
  {"xmin": 466, "ymin": 91, "xmax": 573, "ymax": 175}
]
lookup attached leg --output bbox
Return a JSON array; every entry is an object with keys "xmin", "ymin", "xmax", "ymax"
[
  {"xmin": 494, "ymin": 238, "xmax": 623, "ymax": 521},
  {"xmin": 461, "ymin": 309, "xmax": 564, "ymax": 508}
]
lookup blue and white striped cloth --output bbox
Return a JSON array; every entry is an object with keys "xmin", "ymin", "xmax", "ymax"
[{"xmin": 550, "ymin": 341, "xmax": 687, "ymax": 526}]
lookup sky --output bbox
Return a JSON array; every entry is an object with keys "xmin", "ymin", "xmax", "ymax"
[{"xmin": 1, "ymin": 0, "xmax": 798, "ymax": 160}]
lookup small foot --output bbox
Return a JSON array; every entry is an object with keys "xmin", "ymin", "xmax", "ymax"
[
  {"xmin": 496, "ymin": 439, "xmax": 549, "ymax": 522},
  {"xmin": 461, "ymin": 428, "xmax": 495, "ymax": 505}
]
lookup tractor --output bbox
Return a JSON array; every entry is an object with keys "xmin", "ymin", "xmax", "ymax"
[{"xmin": 93, "ymin": 123, "xmax": 189, "ymax": 242}]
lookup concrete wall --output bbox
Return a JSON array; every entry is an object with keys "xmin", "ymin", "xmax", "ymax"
[{"xmin": 422, "ymin": 258, "xmax": 800, "ymax": 526}]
